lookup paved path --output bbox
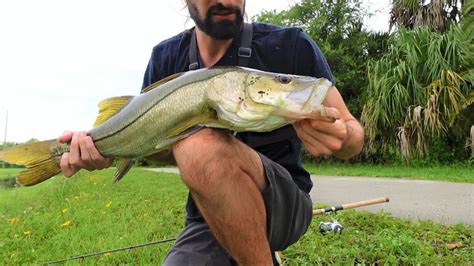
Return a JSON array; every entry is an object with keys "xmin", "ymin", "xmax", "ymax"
[
  {"xmin": 146, "ymin": 168, "xmax": 474, "ymax": 225},
  {"xmin": 310, "ymin": 176, "xmax": 473, "ymax": 225}
]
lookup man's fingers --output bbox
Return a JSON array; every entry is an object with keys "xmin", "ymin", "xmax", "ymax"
[
  {"xmin": 295, "ymin": 125, "xmax": 332, "ymax": 156},
  {"xmin": 322, "ymin": 107, "xmax": 341, "ymax": 120},
  {"xmin": 309, "ymin": 118, "xmax": 347, "ymax": 138},
  {"xmin": 60, "ymin": 153, "xmax": 78, "ymax": 177},
  {"xmin": 58, "ymin": 131, "xmax": 74, "ymax": 143},
  {"xmin": 302, "ymin": 107, "xmax": 340, "ymax": 123},
  {"xmin": 79, "ymin": 132, "xmax": 91, "ymax": 161},
  {"xmin": 68, "ymin": 133, "xmax": 82, "ymax": 167},
  {"xmin": 84, "ymin": 135, "xmax": 112, "ymax": 169},
  {"xmin": 295, "ymin": 120, "xmax": 344, "ymax": 154}
]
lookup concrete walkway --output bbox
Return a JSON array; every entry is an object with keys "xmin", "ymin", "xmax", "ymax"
[
  {"xmin": 146, "ymin": 168, "xmax": 474, "ymax": 225},
  {"xmin": 310, "ymin": 175, "xmax": 473, "ymax": 225}
]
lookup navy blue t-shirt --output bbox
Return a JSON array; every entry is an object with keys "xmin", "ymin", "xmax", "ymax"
[{"xmin": 142, "ymin": 22, "xmax": 335, "ymax": 223}]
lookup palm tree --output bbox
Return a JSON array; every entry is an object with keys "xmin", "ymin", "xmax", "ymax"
[
  {"xmin": 361, "ymin": 2, "xmax": 473, "ymax": 160},
  {"xmin": 390, "ymin": 0, "xmax": 465, "ymax": 32}
]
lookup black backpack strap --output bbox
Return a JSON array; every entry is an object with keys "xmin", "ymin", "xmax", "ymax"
[
  {"xmin": 238, "ymin": 23, "xmax": 253, "ymax": 67},
  {"xmin": 188, "ymin": 28, "xmax": 199, "ymax": 71},
  {"xmin": 188, "ymin": 23, "xmax": 253, "ymax": 70}
]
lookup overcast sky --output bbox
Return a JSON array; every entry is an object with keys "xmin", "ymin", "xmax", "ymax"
[{"xmin": 0, "ymin": 0, "xmax": 390, "ymax": 143}]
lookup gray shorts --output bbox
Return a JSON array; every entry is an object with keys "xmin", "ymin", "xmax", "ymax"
[{"xmin": 163, "ymin": 153, "xmax": 313, "ymax": 265}]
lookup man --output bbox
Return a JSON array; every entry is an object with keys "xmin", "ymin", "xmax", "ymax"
[{"xmin": 58, "ymin": 0, "xmax": 364, "ymax": 264}]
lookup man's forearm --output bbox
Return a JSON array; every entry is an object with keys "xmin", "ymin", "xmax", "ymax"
[{"xmin": 333, "ymin": 119, "xmax": 364, "ymax": 160}]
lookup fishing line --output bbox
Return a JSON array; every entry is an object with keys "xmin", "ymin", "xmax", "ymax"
[
  {"xmin": 42, "ymin": 197, "xmax": 389, "ymax": 264},
  {"xmin": 42, "ymin": 237, "xmax": 176, "ymax": 265}
]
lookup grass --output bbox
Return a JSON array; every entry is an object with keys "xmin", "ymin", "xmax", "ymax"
[
  {"xmin": 1, "ymin": 169, "xmax": 472, "ymax": 264},
  {"xmin": 0, "ymin": 168, "xmax": 23, "ymax": 188},
  {"xmin": 0, "ymin": 168, "xmax": 22, "ymax": 177},
  {"xmin": 304, "ymin": 163, "xmax": 474, "ymax": 183}
]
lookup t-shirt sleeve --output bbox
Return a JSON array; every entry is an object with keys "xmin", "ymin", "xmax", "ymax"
[
  {"xmin": 141, "ymin": 47, "xmax": 164, "ymax": 93},
  {"xmin": 293, "ymin": 30, "xmax": 335, "ymax": 85}
]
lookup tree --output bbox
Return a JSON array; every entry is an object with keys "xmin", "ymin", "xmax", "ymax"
[
  {"xmin": 390, "ymin": 0, "xmax": 465, "ymax": 32},
  {"xmin": 361, "ymin": 3, "xmax": 473, "ymax": 161},
  {"xmin": 254, "ymin": 0, "xmax": 389, "ymax": 116}
]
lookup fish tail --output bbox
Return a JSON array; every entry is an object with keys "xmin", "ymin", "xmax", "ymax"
[{"xmin": 0, "ymin": 140, "xmax": 68, "ymax": 186}]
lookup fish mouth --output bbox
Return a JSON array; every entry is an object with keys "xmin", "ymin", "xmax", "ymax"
[
  {"xmin": 279, "ymin": 79, "xmax": 332, "ymax": 120},
  {"xmin": 286, "ymin": 85, "xmax": 318, "ymax": 111}
]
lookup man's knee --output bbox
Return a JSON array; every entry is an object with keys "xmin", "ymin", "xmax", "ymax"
[{"xmin": 173, "ymin": 129, "xmax": 238, "ymax": 190}]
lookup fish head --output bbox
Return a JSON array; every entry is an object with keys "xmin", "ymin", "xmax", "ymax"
[
  {"xmin": 206, "ymin": 67, "xmax": 333, "ymax": 131},
  {"xmin": 244, "ymin": 69, "xmax": 333, "ymax": 120}
]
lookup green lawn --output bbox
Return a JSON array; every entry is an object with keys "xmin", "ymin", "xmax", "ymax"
[
  {"xmin": 1, "ymin": 169, "xmax": 472, "ymax": 264},
  {"xmin": 304, "ymin": 163, "xmax": 474, "ymax": 183},
  {"xmin": 0, "ymin": 168, "xmax": 22, "ymax": 176}
]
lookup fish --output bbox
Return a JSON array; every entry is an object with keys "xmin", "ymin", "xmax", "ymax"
[{"xmin": 0, "ymin": 66, "xmax": 333, "ymax": 186}]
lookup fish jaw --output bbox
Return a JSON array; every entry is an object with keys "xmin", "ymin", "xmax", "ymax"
[{"xmin": 278, "ymin": 78, "xmax": 333, "ymax": 120}]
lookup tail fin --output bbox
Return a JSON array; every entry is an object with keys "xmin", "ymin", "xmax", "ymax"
[{"xmin": 0, "ymin": 140, "xmax": 68, "ymax": 186}]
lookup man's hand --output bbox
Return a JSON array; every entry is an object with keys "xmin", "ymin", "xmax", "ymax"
[
  {"xmin": 58, "ymin": 131, "xmax": 113, "ymax": 177},
  {"xmin": 293, "ymin": 87, "xmax": 364, "ymax": 160},
  {"xmin": 294, "ymin": 107, "xmax": 348, "ymax": 157}
]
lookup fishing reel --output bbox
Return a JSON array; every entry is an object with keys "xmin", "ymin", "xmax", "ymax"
[
  {"xmin": 314, "ymin": 197, "xmax": 389, "ymax": 235},
  {"xmin": 319, "ymin": 218, "xmax": 343, "ymax": 235}
]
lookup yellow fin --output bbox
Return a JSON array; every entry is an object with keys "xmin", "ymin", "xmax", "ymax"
[
  {"xmin": 113, "ymin": 159, "xmax": 134, "ymax": 183},
  {"xmin": 164, "ymin": 112, "xmax": 217, "ymax": 138},
  {"xmin": 155, "ymin": 126, "xmax": 203, "ymax": 152},
  {"xmin": 0, "ymin": 140, "xmax": 66, "ymax": 186},
  {"xmin": 0, "ymin": 139, "xmax": 60, "ymax": 165},
  {"xmin": 93, "ymin": 96, "xmax": 133, "ymax": 127},
  {"xmin": 16, "ymin": 159, "xmax": 62, "ymax": 186},
  {"xmin": 142, "ymin": 72, "xmax": 184, "ymax": 93}
]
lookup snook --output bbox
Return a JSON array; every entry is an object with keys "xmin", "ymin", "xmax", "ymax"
[{"xmin": 0, "ymin": 66, "xmax": 333, "ymax": 186}]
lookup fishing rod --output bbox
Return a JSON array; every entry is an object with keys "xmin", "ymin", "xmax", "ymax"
[
  {"xmin": 314, "ymin": 197, "xmax": 390, "ymax": 234},
  {"xmin": 313, "ymin": 197, "xmax": 389, "ymax": 216},
  {"xmin": 42, "ymin": 197, "xmax": 390, "ymax": 264}
]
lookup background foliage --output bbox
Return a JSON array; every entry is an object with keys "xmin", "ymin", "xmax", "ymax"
[
  {"xmin": 255, "ymin": 0, "xmax": 473, "ymax": 163},
  {"xmin": 255, "ymin": 0, "xmax": 389, "ymax": 117}
]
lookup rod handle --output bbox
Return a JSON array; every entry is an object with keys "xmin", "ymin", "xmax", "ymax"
[{"xmin": 313, "ymin": 197, "xmax": 389, "ymax": 216}]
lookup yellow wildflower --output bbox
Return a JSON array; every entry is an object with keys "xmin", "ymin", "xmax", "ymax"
[
  {"xmin": 9, "ymin": 217, "xmax": 20, "ymax": 224},
  {"xmin": 23, "ymin": 230, "xmax": 31, "ymax": 236},
  {"xmin": 106, "ymin": 201, "xmax": 112, "ymax": 208},
  {"xmin": 104, "ymin": 253, "xmax": 112, "ymax": 256},
  {"xmin": 60, "ymin": 220, "xmax": 72, "ymax": 227},
  {"xmin": 62, "ymin": 208, "xmax": 68, "ymax": 214}
]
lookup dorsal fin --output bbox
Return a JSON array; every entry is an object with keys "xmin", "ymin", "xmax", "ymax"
[
  {"xmin": 142, "ymin": 72, "xmax": 184, "ymax": 93},
  {"xmin": 93, "ymin": 96, "xmax": 133, "ymax": 127}
]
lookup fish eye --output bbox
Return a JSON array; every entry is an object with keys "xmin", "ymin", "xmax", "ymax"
[{"xmin": 277, "ymin": 75, "xmax": 291, "ymax": 84}]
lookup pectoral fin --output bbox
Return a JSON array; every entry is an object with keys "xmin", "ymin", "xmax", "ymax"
[
  {"xmin": 164, "ymin": 112, "xmax": 218, "ymax": 138},
  {"xmin": 155, "ymin": 111, "xmax": 222, "ymax": 151},
  {"xmin": 155, "ymin": 126, "xmax": 204, "ymax": 152}
]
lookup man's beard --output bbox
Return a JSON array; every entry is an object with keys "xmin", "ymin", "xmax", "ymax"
[{"xmin": 189, "ymin": 2, "xmax": 244, "ymax": 40}]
